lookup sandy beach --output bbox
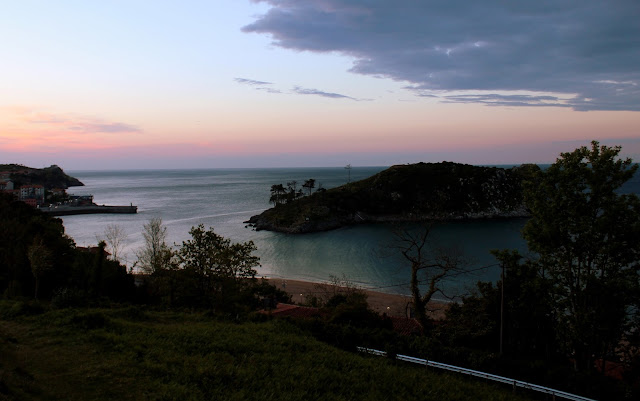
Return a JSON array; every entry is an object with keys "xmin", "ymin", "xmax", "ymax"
[{"xmin": 264, "ymin": 278, "xmax": 448, "ymax": 319}]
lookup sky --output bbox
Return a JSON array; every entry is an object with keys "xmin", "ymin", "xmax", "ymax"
[{"xmin": 1, "ymin": 0, "xmax": 639, "ymax": 170}]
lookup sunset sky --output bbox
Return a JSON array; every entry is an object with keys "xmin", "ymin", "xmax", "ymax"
[{"xmin": 2, "ymin": 0, "xmax": 639, "ymax": 169}]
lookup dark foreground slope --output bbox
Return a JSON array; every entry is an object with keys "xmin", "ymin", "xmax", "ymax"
[
  {"xmin": 247, "ymin": 162, "xmax": 535, "ymax": 233},
  {"xmin": 0, "ymin": 304, "xmax": 531, "ymax": 401}
]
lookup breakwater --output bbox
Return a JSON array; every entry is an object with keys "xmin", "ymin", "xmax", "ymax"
[{"xmin": 41, "ymin": 204, "xmax": 137, "ymax": 216}]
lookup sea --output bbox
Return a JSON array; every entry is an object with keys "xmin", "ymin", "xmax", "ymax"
[{"xmin": 60, "ymin": 166, "xmax": 640, "ymax": 300}]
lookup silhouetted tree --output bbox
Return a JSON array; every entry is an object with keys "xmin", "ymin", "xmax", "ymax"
[
  {"xmin": 523, "ymin": 141, "xmax": 640, "ymax": 372},
  {"xmin": 269, "ymin": 184, "xmax": 286, "ymax": 206},
  {"xmin": 27, "ymin": 238, "xmax": 52, "ymax": 300},
  {"xmin": 302, "ymin": 179, "xmax": 316, "ymax": 196},
  {"xmin": 178, "ymin": 224, "xmax": 259, "ymax": 306}
]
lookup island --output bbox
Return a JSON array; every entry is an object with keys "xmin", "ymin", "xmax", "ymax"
[
  {"xmin": 245, "ymin": 162, "xmax": 537, "ymax": 233},
  {"xmin": 0, "ymin": 163, "xmax": 137, "ymax": 215}
]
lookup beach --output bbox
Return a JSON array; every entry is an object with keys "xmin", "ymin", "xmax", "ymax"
[{"xmin": 265, "ymin": 278, "xmax": 448, "ymax": 319}]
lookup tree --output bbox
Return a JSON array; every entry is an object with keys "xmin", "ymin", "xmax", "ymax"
[
  {"xmin": 302, "ymin": 179, "xmax": 316, "ymax": 196},
  {"xmin": 491, "ymin": 250, "xmax": 556, "ymax": 358},
  {"xmin": 104, "ymin": 224, "xmax": 126, "ymax": 262},
  {"xmin": 283, "ymin": 181, "xmax": 306, "ymax": 204},
  {"xmin": 136, "ymin": 217, "xmax": 172, "ymax": 275},
  {"xmin": 394, "ymin": 226, "xmax": 465, "ymax": 330},
  {"xmin": 523, "ymin": 141, "xmax": 640, "ymax": 372},
  {"xmin": 27, "ymin": 238, "xmax": 52, "ymax": 300},
  {"xmin": 269, "ymin": 184, "xmax": 286, "ymax": 206},
  {"xmin": 178, "ymin": 224, "xmax": 259, "ymax": 303}
]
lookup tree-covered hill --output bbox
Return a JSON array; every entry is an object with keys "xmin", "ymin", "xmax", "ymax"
[
  {"xmin": 247, "ymin": 162, "xmax": 537, "ymax": 233},
  {"xmin": 0, "ymin": 164, "xmax": 83, "ymax": 189}
]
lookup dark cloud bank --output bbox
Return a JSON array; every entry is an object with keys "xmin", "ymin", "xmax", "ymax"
[{"xmin": 243, "ymin": 0, "xmax": 640, "ymax": 111}]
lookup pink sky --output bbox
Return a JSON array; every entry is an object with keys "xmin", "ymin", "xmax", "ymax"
[{"xmin": 1, "ymin": 1, "xmax": 639, "ymax": 169}]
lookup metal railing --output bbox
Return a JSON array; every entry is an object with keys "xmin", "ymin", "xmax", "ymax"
[{"xmin": 357, "ymin": 347, "xmax": 597, "ymax": 401}]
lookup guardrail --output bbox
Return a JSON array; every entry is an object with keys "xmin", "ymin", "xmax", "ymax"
[{"xmin": 357, "ymin": 347, "xmax": 597, "ymax": 401}]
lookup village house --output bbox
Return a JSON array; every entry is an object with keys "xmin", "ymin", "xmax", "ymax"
[
  {"xmin": 19, "ymin": 184, "xmax": 45, "ymax": 206},
  {"xmin": 0, "ymin": 179, "xmax": 14, "ymax": 191}
]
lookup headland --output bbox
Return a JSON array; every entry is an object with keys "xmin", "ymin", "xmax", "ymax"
[{"xmin": 246, "ymin": 162, "xmax": 537, "ymax": 233}]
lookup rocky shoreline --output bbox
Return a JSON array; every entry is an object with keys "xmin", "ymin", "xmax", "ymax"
[{"xmin": 245, "ymin": 207, "xmax": 531, "ymax": 234}]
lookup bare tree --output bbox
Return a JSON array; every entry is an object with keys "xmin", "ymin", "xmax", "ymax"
[
  {"xmin": 136, "ymin": 217, "xmax": 172, "ymax": 274},
  {"xmin": 104, "ymin": 224, "xmax": 126, "ymax": 262},
  {"xmin": 393, "ymin": 225, "xmax": 466, "ymax": 330}
]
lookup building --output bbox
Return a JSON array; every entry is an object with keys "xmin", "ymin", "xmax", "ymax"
[
  {"xmin": 0, "ymin": 179, "xmax": 14, "ymax": 191},
  {"xmin": 19, "ymin": 185, "xmax": 45, "ymax": 206},
  {"xmin": 68, "ymin": 194, "xmax": 94, "ymax": 205}
]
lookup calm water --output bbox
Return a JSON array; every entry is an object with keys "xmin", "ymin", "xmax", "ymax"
[{"xmin": 61, "ymin": 166, "xmax": 640, "ymax": 299}]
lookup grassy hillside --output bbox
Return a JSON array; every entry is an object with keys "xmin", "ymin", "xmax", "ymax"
[{"xmin": 0, "ymin": 302, "xmax": 532, "ymax": 401}]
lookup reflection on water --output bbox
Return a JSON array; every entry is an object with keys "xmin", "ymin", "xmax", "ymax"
[{"xmin": 258, "ymin": 219, "xmax": 528, "ymax": 299}]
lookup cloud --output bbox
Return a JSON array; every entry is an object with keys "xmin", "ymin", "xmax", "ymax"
[
  {"xmin": 234, "ymin": 77, "xmax": 274, "ymax": 86},
  {"xmin": 1, "ymin": 107, "xmax": 143, "ymax": 144},
  {"xmin": 67, "ymin": 122, "xmax": 141, "ymax": 133},
  {"xmin": 234, "ymin": 77, "xmax": 359, "ymax": 99},
  {"xmin": 234, "ymin": 77, "xmax": 283, "ymax": 94},
  {"xmin": 438, "ymin": 93, "xmax": 571, "ymax": 108},
  {"xmin": 243, "ymin": 0, "xmax": 640, "ymax": 111},
  {"xmin": 292, "ymin": 86, "xmax": 357, "ymax": 100},
  {"xmin": 21, "ymin": 110, "xmax": 141, "ymax": 134}
]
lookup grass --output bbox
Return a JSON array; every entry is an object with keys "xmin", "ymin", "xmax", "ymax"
[{"xmin": 0, "ymin": 301, "xmax": 533, "ymax": 401}]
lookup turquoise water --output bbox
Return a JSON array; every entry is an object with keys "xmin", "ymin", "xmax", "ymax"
[{"xmin": 61, "ymin": 166, "xmax": 639, "ymax": 299}]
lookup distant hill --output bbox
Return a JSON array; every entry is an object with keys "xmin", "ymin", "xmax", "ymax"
[
  {"xmin": 0, "ymin": 164, "xmax": 84, "ymax": 189},
  {"xmin": 246, "ymin": 162, "xmax": 537, "ymax": 233}
]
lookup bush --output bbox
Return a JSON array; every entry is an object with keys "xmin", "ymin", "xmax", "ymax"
[
  {"xmin": 69, "ymin": 311, "xmax": 110, "ymax": 330},
  {"xmin": 50, "ymin": 287, "xmax": 87, "ymax": 309},
  {"xmin": 0, "ymin": 299, "xmax": 45, "ymax": 319}
]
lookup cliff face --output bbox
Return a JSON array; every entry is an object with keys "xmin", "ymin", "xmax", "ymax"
[
  {"xmin": 246, "ymin": 162, "xmax": 536, "ymax": 233},
  {"xmin": 0, "ymin": 164, "xmax": 84, "ymax": 189}
]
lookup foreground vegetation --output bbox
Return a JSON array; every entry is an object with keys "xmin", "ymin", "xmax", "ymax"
[
  {"xmin": 2, "ymin": 142, "xmax": 640, "ymax": 399},
  {"xmin": 0, "ymin": 302, "xmax": 531, "ymax": 401}
]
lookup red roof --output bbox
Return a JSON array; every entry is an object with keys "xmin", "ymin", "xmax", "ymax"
[{"xmin": 389, "ymin": 317, "xmax": 423, "ymax": 336}]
